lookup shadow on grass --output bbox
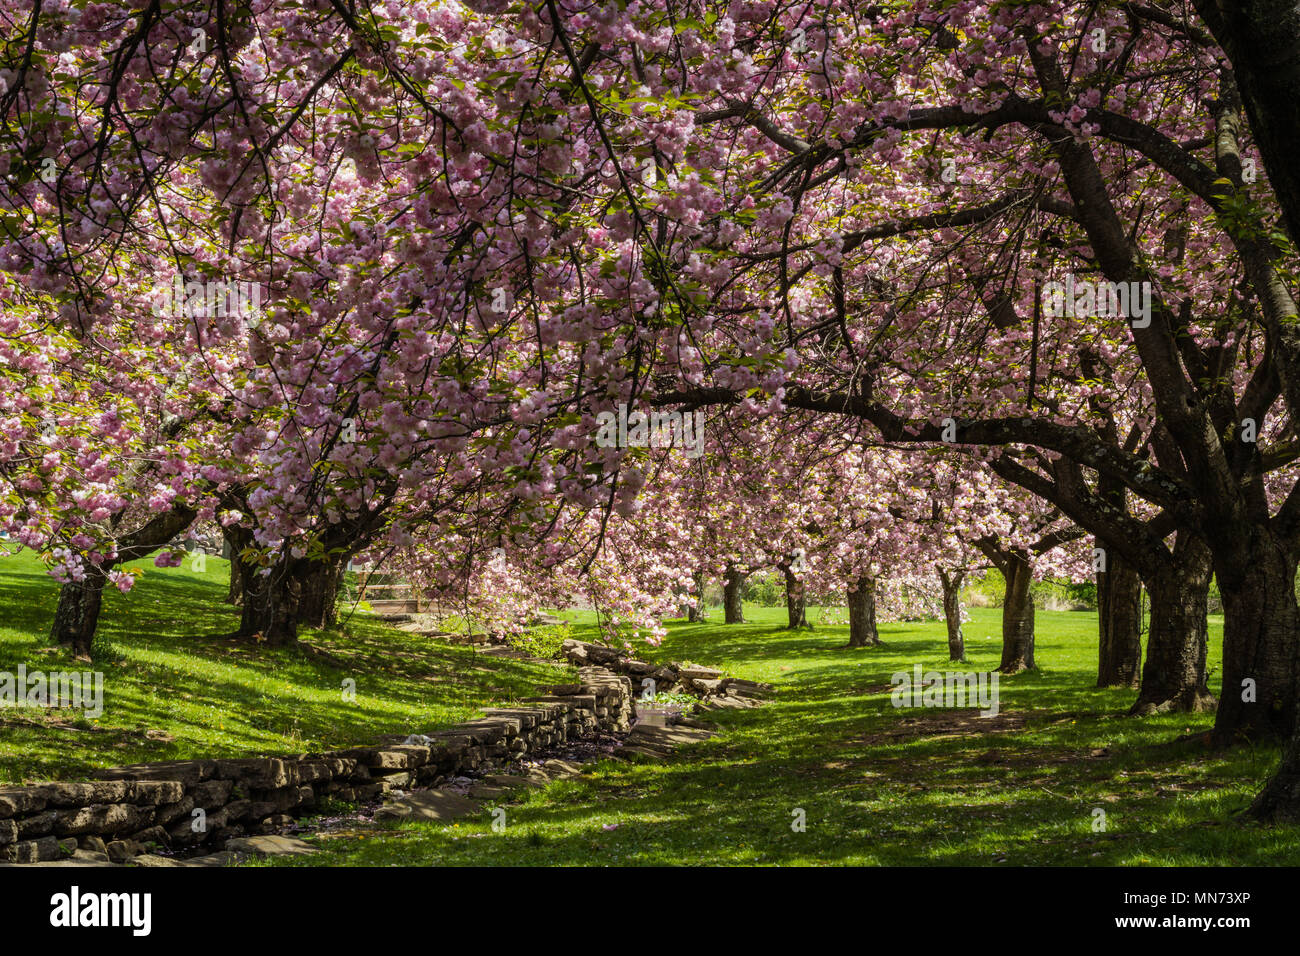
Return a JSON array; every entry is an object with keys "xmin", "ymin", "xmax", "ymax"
[
  {"xmin": 258, "ymin": 604, "xmax": 1288, "ymax": 867},
  {"xmin": 0, "ymin": 553, "xmax": 573, "ymax": 782}
]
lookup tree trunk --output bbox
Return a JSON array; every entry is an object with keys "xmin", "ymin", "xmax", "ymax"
[
  {"xmin": 723, "ymin": 564, "xmax": 746, "ymax": 624},
  {"xmin": 1130, "ymin": 534, "xmax": 1215, "ymax": 715},
  {"xmin": 938, "ymin": 568, "xmax": 965, "ymax": 661},
  {"xmin": 223, "ymin": 524, "xmax": 255, "ymax": 606},
  {"xmin": 784, "ymin": 564, "xmax": 809, "ymax": 629},
  {"xmin": 297, "ymin": 558, "xmax": 345, "ymax": 629},
  {"xmin": 48, "ymin": 504, "xmax": 198, "ymax": 655},
  {"xmin": 1213, "ymin": 527, "xmax": 1299, "ymax": 744},
  {"xmin": 1250, "ymin": 733, "xmax": 1300, "ymax": 821},
  {"xmin": 49, "ymin": 568, "xmax": 107, "ymax": 657},
  {"xmin": 236, "ymin": 559, "xmax": 301, "ymax": 645},
  {"xmin": 1191, "ymin": 0, "xmax": 1300, "ymax": 247},
  {"xmin": 687, "ymin": 571, "xmax": 705, "ymax": 622},
  {"xmin": 1096, "ymin": 548, "xmax": 1143, "ymax": 688},
  {"xmin": 999, "ymin": 551, "xmax": 1035, "ymax": 673},
  {"xmin": 846, "ymin": 574, "xmax": 879, "ymax": 647}
]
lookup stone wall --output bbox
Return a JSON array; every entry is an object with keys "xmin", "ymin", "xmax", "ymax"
[
  {"xmin": 561, "ymin": 639, "xmax": 770, "ymax": 704},
  {"xmin": 0, "ymin": 665, "xmax": 631, "ymax": 864}
]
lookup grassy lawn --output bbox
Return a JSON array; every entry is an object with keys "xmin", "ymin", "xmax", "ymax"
[
  {"xmin": 0, "ymin": 548, "xmax": 569, "ymax": 783},
  {"xmin": 262, "ymin": 605, "xmax": 1300, "ymax": 866},
  {"xmin": 5, "ymin": 548, "xmax": 1294, "ymax": 867}
]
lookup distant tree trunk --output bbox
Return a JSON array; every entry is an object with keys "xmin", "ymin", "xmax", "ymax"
[
  {"xmin": 687, "ymin": 571, "xmax": 705, "ymax": 622},
  {"xmin": 846, "ymin": 575, "xmax": 879, "ymax": 647},
  {"xmin": 999, "ymin": 550, "xmax": 1035, "ymax": 673},
  {"xmin": 1096, "ymin": 548, "xmax": 1142, "ymax": 688},
  {"xmin": 1130, "ymin": 533, "xmax": 1215, "ymax": 716},
  {"xmin": 784, "ymin": 564, "xmax": 809, "ymax": 629},
  {"xmin": 49, "ymin": 503, "xmax": 197, "ymax": 656},
  {"xmin": 723, "ymin": 563, "xmax": 746, "ymax": 624},
  {"xmin": 49, "ymin": 568, "xmax": 108, "ymax": 657},
  {"xmin": 938, "ymin": 567, "xmax": 965, "ymax": 661},
  {"xmin": 223, "ymin": 524, "xmax": 255, "ymax": 606}
]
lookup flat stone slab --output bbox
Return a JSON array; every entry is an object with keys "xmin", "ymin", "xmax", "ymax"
[
  {"xmin": 467, "ymin": 784, "xmax": 513, "ymax": 800},
  {"xmin": 541, "ymin": 759, "xmax": 584, "ymax": 778},
  {"xmin": 224, "ymin": 835, "xmax": 318, "ymax": 857},
  {"xmin": 679, "ymin": 666, "xmax": 725, "ymax": 680},
  {"xmin": 629, "ymin": 726, "xmax": 715, "ymax": 745},
  {"xmin": 722, "ymin": 679, "xmax": 773, "ymax": 697},
  {"xmin": 700, "ymin": 695, "xmax": 758, "ymax": 710},
  {"xmin": 373, "ymin": 789, "xmax": 482, "ymax": 822},
  {"xmin": 615, "ymin": 723, "xmax": 717, "ymax": 760},
  {"xmin": 725, "ymin": 687, "xmax": 771, "ymax": 700},
  {"xmin": 0, "ymin": 788, "xmax": 47, "ymax": 818},
  {"xmin": 481, "ymin": 774, "xmax": 545, "ymax": 790},
  {"xmin": 676, "ymin": 716, "xmax": 715, "ymax": 730},
  {"xmin": 622, "ymin": 734, "xmax": 677, "ymax": 754}
]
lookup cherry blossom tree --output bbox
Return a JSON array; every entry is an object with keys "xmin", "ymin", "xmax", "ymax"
[{"xmin": 7, "ymin": 0, "xmax": 1300, "ymax": 820}]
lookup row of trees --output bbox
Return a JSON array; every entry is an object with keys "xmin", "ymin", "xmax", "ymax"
[{"xmin": 4, "ymin": 0, "xmax": 1300, "ymax": 819}]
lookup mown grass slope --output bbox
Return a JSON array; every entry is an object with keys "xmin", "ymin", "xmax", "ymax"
[
  {"xmin": 0, "ymin": 548, "xmax": 567, "ymax": 783},
  {"xmin": 264, "ymin": 605, "xmax": 1300, "ymax": 866}
]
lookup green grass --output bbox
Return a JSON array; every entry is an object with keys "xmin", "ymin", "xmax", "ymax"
[
  {"xmin": 0, "ymin": 548, "xmax": 569, "ymax": 783},
  {"xmin": 5, "ymin": 551, "xmax": 1293, "ymax": 866},
  {"xmin": 261, "ymin": 605, "xmax": 1300, "ymax": 866}
]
